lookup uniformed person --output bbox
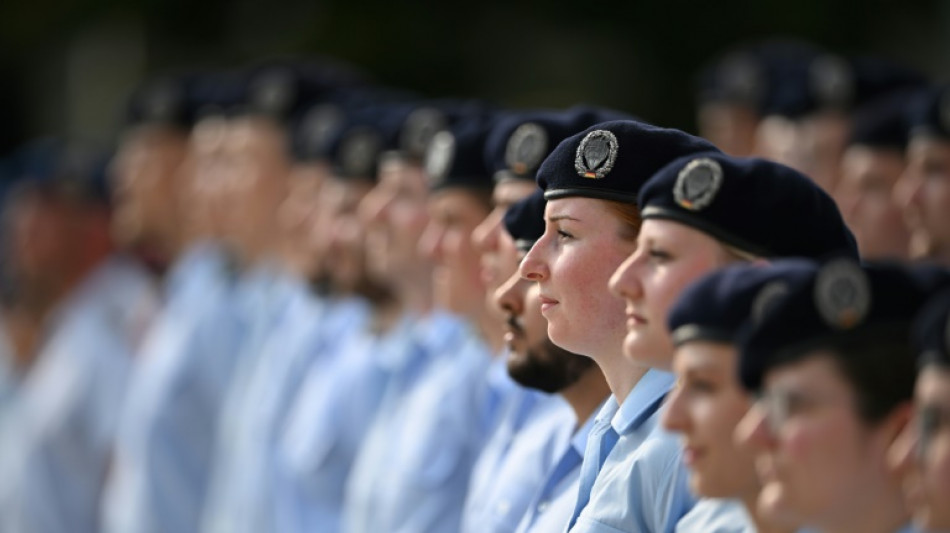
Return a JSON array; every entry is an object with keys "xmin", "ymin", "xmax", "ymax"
[
  {"xmin": 888, "ymin": 283, "xmax": 950, "ymax": 532},
  {"xmin": 0, "ymin": 140, "xmax": 158, "ymax": 533},
  {"xmin": 661, "ymin": 260, "xmax": 818, "ymax": 533},
  {"xmin": 735, "ymin": 260, "xmax": 939, "ymax": 533},
  {"xmin": 894, "ymin": 84, "xmax": 950, "ymax": 265},
  {"xmin": 463, "ymin": 107, "xmax": 630, "ymax": 533},
  {"xmin": 495, "ymin": 190, "xmax": 612, "ymax": 533},
  {"xmin": 518, "ymin": 119, "xmax": 721, "ymax": 533}
]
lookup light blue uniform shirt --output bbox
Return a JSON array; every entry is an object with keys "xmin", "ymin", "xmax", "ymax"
[
  {"xmin": 0, "ymin": 256, "xmax": 157, "ymax": 533},
  {"xmin": 461, "ymin": 381, "xmax": 574, "ymax": 533},
  {"xmin": 101, "ymin": 243, "xmax": 249, "ymax": 533},
  {"xmin": 343, "ymin": 311, "xmax": 495, "ymax": 533},
  {"xmin": 273, "ymin": 309, "xmax": 415, "ymax": 533},
  {"xmin": 675, "ymin": 499, "xmax": 755, "ymax": 533},
  {"xmin": 568, "ymin": 369, "xmax": 696, "ymax": 533},
  {"xmin": 514, "ymin": 400, "xmax": 605, "ymax": 533},
  {"xmin": 201, "ymin": 279, "xmax": 362, "ymax": 533}
]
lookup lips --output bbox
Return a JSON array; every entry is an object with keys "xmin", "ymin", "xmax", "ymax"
[
  {"xmin": 539, "ymin": 295, "xmax": 559, "ymax": 314},
  {"xmin": 683, "ymin": 445, "xmax": 704, "ymax": 467},
  {"xmin": 625, "ymin": 306, "xmax": 647, "ymax": 328}
]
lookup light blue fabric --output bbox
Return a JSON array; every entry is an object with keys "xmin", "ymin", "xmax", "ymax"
[
  {"xmin": 0, "ymin": 256, "xmax": 157, "ymax": 533},
  {"xmin": 514, "ymin": 400, "xmax": 604, "ymax": 533},
  {"xmin": 271, "ymin": 309, "xmax": 415, "ymax": 533},
  {"xmin": 101, "ymin": 243, "xmax": 251, "ymax": 533},
  {"xmin": 200, "ymin": 280, "xmax": 368, "ymax": 533},
  {"xmin": 568, "ymin": 369, "xmax": 696, "ymax": 533},
  {"xmin": 460, "ymin": 383, "xmax": 574, "ymax": 533},
  {"xmin": 674, "ymin": 498, "xmax": 755, "ymax": 533},
  {"xmin": 342, "ymin": 311, "xmax": 496, "ymax": 533}
]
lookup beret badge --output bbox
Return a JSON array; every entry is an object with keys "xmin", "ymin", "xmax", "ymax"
[
  {"xmin": 674, "ymin": 157, "xmax": 723, "ymax": 211},
  {"xmin": 506, "ymin": 122, "xmax": 548, "ymax": 176},
  {"xmin": 424, "ymin": 130, "xmax": 456, "ymax": 187},
  {"xmin": 574, "ymin": 129, "xmax": 618, "ymax": 179},
  {"xmin": 814, "ymin": 259, "xmax": 871, "ymax": 330}
]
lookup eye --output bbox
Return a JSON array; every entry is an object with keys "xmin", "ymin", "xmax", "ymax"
[
  {"xmin": 684, "ymin": 378, "xmax": 717, "ymax": 395},
  {"xmin": 556, "ymin": 229, "xmax": 574, "ymax": 241},
  {"xmin": 648, "ymin": 247, "xmax": 672, "ymax": 261}
]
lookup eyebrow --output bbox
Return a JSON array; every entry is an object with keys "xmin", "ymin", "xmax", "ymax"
[{"xmin": 547, "ymin": 214, "xmax": 580, "ymax": 223}]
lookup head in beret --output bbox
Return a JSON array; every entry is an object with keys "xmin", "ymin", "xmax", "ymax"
[
  {"xmin": 734, "ymin": 259, "xmax": 941, "ymax": 532},
  {"xmin": 899, "ymin": 85, "xmax": 950, "ymax": 264},
  {"xmin": 503, "ymin": 188, "xmax": 546, "ymax": 254},
  {"xmin": 661, "ymin": 259, "xmax": 817, "ymax": 502},
  {"xmin": 610, "ymin": 152, "xmax": 856, "ymax": 372},
  {"xmin": 836, "ymin": 89, "xmax": 923, "ymax": 260},
  {"xmin": 893, "ymin": 284, "xmax": 950, "ymax": 531},
  {"xmin": 519, "ymin": 119, "xmax": 719, "ymax": 382}
]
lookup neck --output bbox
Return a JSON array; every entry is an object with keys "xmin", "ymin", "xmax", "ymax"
[
  {"xmin": 819, "ymin": 481, "xmax": 908, "ymax": 533},
  {"xmin": 740, "ymin": 492, "xmax": 794, "ymax": 533},
  {"xmin": 560, "ymin": 365, "xmax": 612, "ymax": 427},
  {"xmin": 592, "ymin": 350, "xmax": 650, "ymax": 404},
  {"xmin": 394, "ymin": 274, "xmax": 434, "ymax": 317}
]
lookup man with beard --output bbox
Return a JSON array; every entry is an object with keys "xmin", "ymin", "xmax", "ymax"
[
  {"xmin": 462, "ymin": 107, "xmax": 627, "ymax": 533},
  {"xmin": 493, "ymin": 190, "xmax": 611, "ymax": 533}
]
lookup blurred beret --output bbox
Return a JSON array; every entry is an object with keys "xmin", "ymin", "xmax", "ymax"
[
  {"xmin": 668, "ymin": 260, "xmax": 818, "ymax": 347},
  {"xmin": 125, "ymin": 70, "xmax": 245, "ymax": 129},
  {"xmin": 503, "ymin": 189, "xmax": 546, "ymax": 253},
  {"xmin": 638, "ymin": 152, "xmax": 858, "ymax": 259},
  {"xmin": 908, "ymin": 84, "xmax": 950, "ymax": 140},
  {"xmin": 914, "ymin": 287, "xmax": 950, "ymax": 368},
  {"xmin": 484, "ymin": 106, "xmax": 634, "ymax": 183},
  {"xmin": 4, "ymin": 138, "xmax": 112, "ymax": 205},
  {"xmin": 805, "ymin": 54, "xmax": 926, "ymax": 113},
  {"xmin": 424, "ymin": 111, "xmax": 499, "ymax": 192},
  {"xmin": 537, "ymin": 120, "xmax": 720, "ymax": 203},
  {"xmin": 739, "ymin": 259, "xmax": 941, "ymax": 390},
  {"xmin": 848, "ymin": 88, "xmax": 923, "ymax": 150}
]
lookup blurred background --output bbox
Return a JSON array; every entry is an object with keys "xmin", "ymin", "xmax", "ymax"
[{"xmin": 2, "ymin": 0, "xmax": 948, "ymax": 156}]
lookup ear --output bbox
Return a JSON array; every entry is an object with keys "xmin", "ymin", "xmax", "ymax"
[{"xmin": 872, "ymin": 402, "xmax": 914, "ymax": 459}]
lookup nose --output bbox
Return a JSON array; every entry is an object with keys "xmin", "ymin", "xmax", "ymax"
[
  {"xmin": 358, "ymin": 188, "xmax": 388, "ymax": 226},
  {"xmin": 472, "ymin": 208, "xmax": 502, "ymax": 254},
  {"xmin": 659, "ymin": 381, "xmax": 689, "ymax": 434},
  {"xmin": 417, "ymin": 222, "xmax": 445, "ymax": 264},
  {"xmin": 734, "ymin": 403, "xmax": 775, "ymax": 452},
  {"xmin": 608, "ymin": 251, "xmax": 642, "ymax": 301},
  {"xmin": 518, "ymin": 237, "xmax": 549, "ymax": 282},
  {"xmin": 493, "ymin": 270, "xmax": 526, "ymax": 317}
]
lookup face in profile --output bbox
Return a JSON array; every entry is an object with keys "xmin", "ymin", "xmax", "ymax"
[
  {"xmin": 608, "ymin": 219, "xmax": 729, "ymax": 370},
  {"xmin": 898, "ymin": 136, "xmax": 950, "ymax": 261},
  {"xmin": 737, "ymin": 354, "xmax": 904, "ymax": 530},
  {"xmin": 889, "ymin": 365, "xmax": 950, "ymax": 531},
  {"xmin": 835, "ymin": 145, "xmax": 909, "ymax": 260},
  {"xmin": 662, "ymin": 341, "xmax": 759, "ymax": 499},
  {"xmin": 418, "ymin": 188, "xmax": 490, "ymax": 317},
  {"xmin": 494, "ymin": 244, "xmax": 595, "ymax": 393},
  {"xmin": 519, "ymin": 197, "xmax": 637, "ymax": 359}
]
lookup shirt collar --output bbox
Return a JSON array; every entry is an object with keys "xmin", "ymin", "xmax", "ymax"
[
  {"xmin": 611, "ymin": 368, "xmax": 676, "ymax": 434},
  {"xmin": 572, "ymin": 396, "xmax": 611, "ymax": 456}
]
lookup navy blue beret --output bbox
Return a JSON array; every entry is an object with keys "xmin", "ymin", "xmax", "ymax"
[
  {"xmin": 5, "ymin": 138, "xmax": 112, "ymax": 204},
  {"xmin": 848, "ymin": 89, "xmax": 923, "ymax": 150},
  {"xmin": 738, "ymin": 259, "xmax": 940, "ymax": 391},
  {"xmin": 668, "ymin": 260, "xmax": 818, "ymax": 347},
  {"xmin": 484, "ymin": 106, "xmax": 633, "ymax": 183},
  {"xmin": 907, "ymin": 84, "xmax": 950, "ymax": 140},
  {"xmin": 424, "ymin": 112, "xmax": 499, "ymax": 192},
  {"xmin": 914, "ymin": 288, "xmax": 950, "ymax": 368},
  {"xmin": 638, "ymin": 152, "xmax": 858, "ymax": 259},
  {"xmin": 125, "ymin": 72, "xmax": 206, "ymax": 130},
  {"xmin": 751, "ymin": 40, "xmax": 824, "ymax": 118},
  {"xmin": 536, "ymin": 120, "xmax": 720, "ymax": 204},
  {"xmin": 804, "ymin": 54, "xmax": 926, "ymax": 114},
  {"xmin": 503, "ymin": 189, "xmax": 546, "ymax": 253}
]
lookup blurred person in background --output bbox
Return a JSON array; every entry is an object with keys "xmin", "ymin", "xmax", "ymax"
[
  {"xmin": 462, "ymin": 107, "xmax": 628, "ymax": 533},
  {"xmin": 695, "ymin": 46, "xmax": 768, "ymax": 157},
  {"xmin": 889, "ymin": 284, "xmax": 950, "ymax": 533},
  {"xmin": 200, "ymin": 62, "xmax": 378, "ymax": 533},
  {"xmin": 0, "ymin": 139, "xmax": 158, "ymax": 533},
  {"xmin": 895, "ymin": 84, "xmax": 950, "ymax": 265},
  {"xmin": 343, "ymin": 105, "xmax": 503, "ymax": 533},
  {"xmin": 660, "ymin": 261, "xmax": 817, "ymax": 533},
  {"xmin": 736, "ymin": 260, "xmax": 935, "ymax": 533},
  {"xmin": 835, "ymin": 89, "xmax": 921, "ymax": 260}
]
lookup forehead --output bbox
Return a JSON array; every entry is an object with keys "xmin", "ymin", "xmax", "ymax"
[
  {"xmin": 917, "ymin": 366, "xmax": 950, "ymax": 403},
  {"xmin": 544, "ymin": 196, "xmax": 612, "ymax": 220},
  {"xmin": 907, "ymin": 136, "xmax": 950, "ymax": 160},
  {"xmin": 493, "ymin": 180, "xmax": 536, "ymax": 205},
  {"xmin": 763, "ymin": 351, "xmax": 850, "ymax": 392},
  {"xmin": 429, "ymin": 188, "xmax": 489, "ymax": 216},
  {"xmin": 674, "ymin": 341, "xmax": 738, "ymax": 371}
]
